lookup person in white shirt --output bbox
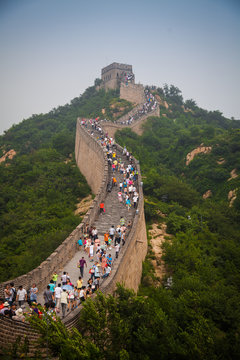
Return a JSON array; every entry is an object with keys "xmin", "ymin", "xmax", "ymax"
[
  {"xmin": 54, "ymin": 283, "xmax": 62, "ymax": 313},
  {"xmin": 16, "ymin": 286, "xmax": 27, "ymax": 307}
]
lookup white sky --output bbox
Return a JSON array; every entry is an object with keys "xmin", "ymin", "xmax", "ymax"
[{"xmin": 0, "ymin": 0, "xmax": 240, "ymax": 134}]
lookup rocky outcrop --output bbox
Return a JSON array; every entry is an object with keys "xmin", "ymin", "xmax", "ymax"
[
  {"xmin": 227, "ymin": 169, "xmax": 238, "ymax": 181},
  {"xmin": 0, "ymin": 149, "xmax": 16, "ymax": 163},
  {"xmin": 203, "ymin": 190, "xmax": 212, "ymax": 199},
  {"xmin": 186, "ymin": 145, "xmax": 212, "ymax": 165},
  {"xmin": 228, "ymin": 189, "xmax": 238, "ymax": 207}
]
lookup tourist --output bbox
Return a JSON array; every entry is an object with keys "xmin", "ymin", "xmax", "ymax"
[
  {"xmin": 79, "ymin": 287, "xmax": 86, "ymax": 303},
  {"xmin": 54, "ymin": 283, "xmax": 62, "ymax": 313},
  {"xmin": 102, "ymin": 265, "xmax": 111, "ymax": 279},
  {"xmin": 48, "ymin": 279, "xmax": 55, "ymax": 293},
  {"xmin": 99, "ymin": 202, "xmax": 105, "ymax": 214},
  {"xmin": 109, "ymin": 225, "xmax": 115, "ymax": 241},
  {"xmin": 115, "ymin": 243, "xmax": 120, "ymax": 259},
  {"xmin": 126, "ymin": 198, "xmax": 131, "ymax": 211},
  {"xmin": 60, "ymin": 289, "xmax": 68, "ymax": 318},
  {"xmin": 77, "ymin": 237, "xmax": 83, "ymax": 251},
  {"xmin": 16, "ymin": 285, "xmax": 27, "ymax": 308},
  {"xmin": 120, "ymin": 216, "xmax": 125, "ymax": 226},
  {"xmin": 61, "ymin": 271, "xmax": 67, "ymax": 286},
  {"xmin": 4, "ymin": 284, "xmax": 11, "ymax": 303},
  {"xmin": 77, "ymin": 276, "xmax": 83, "ymax": 290},
  {"xmin": 43, "ymin": 285, "xmax": 54, "ymax": 307},
  {"xmin": 29, "ymin": 283, "xmax": 38, "ymax": 304},
  {"xmin": 12, "ymin": 308, "xmax": 25, "ymax": 322},
  {"xmin": 79, "ymin": 256, "xmax": 87, "ymax": 278},
  {"xmin": 0, "ymin": 301, "xmax": 10, "ymax": 315},
  {"xmin": 52, "ymin": 272, "xmax": 58, "ymax": 286}
]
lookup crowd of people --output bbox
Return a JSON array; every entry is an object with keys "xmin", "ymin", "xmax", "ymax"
[
  {"xmin": 117, "ymin": 88, "xmax": 158, "ymax": 125},
  {"xmin": 1, "ymin": 119, "xmax": 139, "ymax": 322},
  {"xmin": 119, "ymin": 71, "xmax": 135, "ymax": 85}
]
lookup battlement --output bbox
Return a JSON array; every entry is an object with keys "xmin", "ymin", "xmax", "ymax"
[
  {"xmin": 101, "ymin": 62, "xmax": 132, "ymax": 75},
  {"xmin": 101, "ymin": 62, "xmax": 134, "ymax": 90}
]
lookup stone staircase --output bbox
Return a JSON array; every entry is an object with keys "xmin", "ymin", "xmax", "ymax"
[{"xmin": 92, "ymin": 146, "xmax": 135, "ymax": 235}]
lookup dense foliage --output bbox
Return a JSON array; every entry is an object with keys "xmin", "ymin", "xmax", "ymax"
[
  {"xmin": 115, "ymin": 85, "xmax": 240, "ymax": 359},
  {"xmin": 0, "ymin": 86, "xmax": 132, "ymax": 281}
]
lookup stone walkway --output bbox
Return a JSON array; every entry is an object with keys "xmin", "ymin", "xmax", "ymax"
[{"xmin": 38, "ymin": 129, "xmax": 136, "ymax": 318}]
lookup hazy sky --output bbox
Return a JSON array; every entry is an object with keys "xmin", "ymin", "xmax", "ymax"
[{"xmin": 1, "ymin": 0, "xmax": 240, "ymax": 134}]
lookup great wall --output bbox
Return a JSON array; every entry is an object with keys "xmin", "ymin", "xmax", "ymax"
[{"xmin": 0, "ymin": 63, "xmax": 160, "ymax": 352}]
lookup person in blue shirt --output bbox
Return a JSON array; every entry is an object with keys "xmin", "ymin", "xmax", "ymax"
[
  {"xmin": 107, "ymin": 254, "xmax": 112, "ymax": 267},
  {"xmin": 77, "ymin": 238, "xmax": 83, "ymax": 251},
  {"xmin": 48, "ymin": 280, "xmax": 55, "ymax": 293}
]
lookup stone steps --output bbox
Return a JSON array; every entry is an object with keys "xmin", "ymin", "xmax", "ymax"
[{"xmin": 92, "ymin": 145, "xmax": 136, "ymax": 234}]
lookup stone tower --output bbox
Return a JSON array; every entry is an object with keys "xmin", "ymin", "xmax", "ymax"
[{"xmin": 101, "ymin": 62, "xmax": 135, "ymax": 90}]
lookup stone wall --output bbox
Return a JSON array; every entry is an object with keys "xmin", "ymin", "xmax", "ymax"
[
  {"xmin": 102, "ymin": 105, "xmax": 160, "ymax": 137},
  {"xmin": 120, "ymin": 83, "xmax": 145, "ymax": 104},
  {"xmin": 0, "ymin": 117, "xmax": 148, "ymax": 350}
]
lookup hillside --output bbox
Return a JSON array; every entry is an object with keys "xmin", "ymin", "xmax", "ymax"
[
  {"xmin": 0, "ymin": 86, "xmax": 132, "ymax": 281},
  {"xmin": 1, "ymin": 84, "xmax": 240, "ymax": 359},
  {"xmin": 115, "ymin": 84, "xmax": 240, "ymax": 359}
]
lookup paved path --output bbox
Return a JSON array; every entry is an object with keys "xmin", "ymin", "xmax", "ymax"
[{"xmin": 38, "ymin": 128, "xmax": 136, "ymax": 318}]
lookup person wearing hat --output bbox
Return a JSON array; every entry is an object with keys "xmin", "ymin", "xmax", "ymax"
[
  {"xmin": 12, "ymin": 307, "xmax": 25, "ymax": 322},
  {"xmin": 0, "ymin": 301, "xmax": 10, "ymax": 315}
]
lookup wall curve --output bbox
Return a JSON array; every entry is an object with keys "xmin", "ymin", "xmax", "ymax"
[{"xmin": 0, "ymin": 116, "xmax": 148, "ymax": 350}]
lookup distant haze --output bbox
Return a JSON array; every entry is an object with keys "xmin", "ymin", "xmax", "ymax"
[{"xmin": 1, "ymin": 0, "xmax": 240, "ymax": 135}]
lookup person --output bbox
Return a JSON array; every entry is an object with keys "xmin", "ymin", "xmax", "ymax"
[
  {"xmin": 9, "ymin": 303, "xmax": 17, "ymax": 318},
  {"xmin": 126, "ymin": 198, "xmax": 131, "ymax": 211},
  {"xmin": 48, "ymin": 280, "xmax": 55, "ymax": 293},
  {"xmin": 68, "ymin": 288, "xmax": 75, "ymax": 312},
  {"xmin": 94, "ymin": 262, "xmax": 100, "ymax": 279},
  {"xmin": 0, "ymin": 302, "xmax": 10, "ymax": 315},
  {"xmin": 29, "ymin": 284, "xmax": 38, "ymax": 304},
  {"xmin": 133, "ymin": 194, "xmax": 138, "ymax": 208},
  {"xmin": 43, "ymin": 285, "xmax": 54, "ymax": 306},
  {"xmin": 79, "ymin": 287, "xmax": 86, "ymax": 302},
  {"xmin": 74, "ymin": 286, "xmax": 79, "ymax": 308},
  {"xmin": 89, "ymin": 243, "xmax": 94, "ymax": 261},
  {"xmin": 118, "ymin": 192, "xmax": 123, "ymax": 203},
  {"xmin": 107, "ymin": 254, "xmax": 112, "ymax": 267},
  {"xmin": 60, "ymin": 289, "xmax": 68, "ymax": 318},
  {"xmin": 52, "ymin": 272, "xmax": 58, "ymax": 286},
  {"xmin": 54, "ymin": 283, "xmax": 62, "ymax": 313},
  {"xmin": 109, "ymin": 225, "xmax": 115, "ymax": 241},
  {"xmin": 79, "ymin": 257, "xmax": 87, "ymax": 277},
  {"xmin": 12, "ymin": 307, "xmax": 25, "ymax": 322},
  {"xmin": 77, "ymin": 277, "xmax": 83, "ymax": 290},
  {"xmin": 16, "ymin": 286, "xmax": 27, "ymax": 308},
  {"xmin": 120, "ymin": 216, "xmax": 125, "ymax": 226},
  {"xmin": 102, "ymin": 265, "xmax": 111, "ymax": 279},
  {"xmin": 101, "ymin": 255, "xmax": 107, "ymax": 274},
  {"xmin": 99, "ymin": 202, "xmax": 105, "ymax": 214},
  {"xmin": 77, "ymin": 237, "xmax": 83, "ymax": 251},
  {"xmin": 104, "ymin": 232, "xmax": 109, "ymax": 247},
  {"xmin": 9, "ymin": 283, "xmax": 16, "ymax": 306},
  {"xmin": 4, "ymin": 284, "xmax": 11, "ymax": 303},
  {"xmin": 61, "ymin": 272, "xmax": 67, "ymax": 286},
  {"xmin": 115, "ymin": 243, "xmax": 120, "ymax": 259},
  {"xmin": 112, "ymin": 177, "xmax": 117, "ymax": 187}
]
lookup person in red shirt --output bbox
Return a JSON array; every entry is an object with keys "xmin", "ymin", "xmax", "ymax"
[
  {"xmin": 100, "ymin": 202, "xmax": 105, "ymax": 214},
  {"xmin": 0, "ymin": 299, "xmax": 4, "ymax": 310}
]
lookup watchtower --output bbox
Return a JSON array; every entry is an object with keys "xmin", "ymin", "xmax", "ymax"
[{"xmin": 101, "ymin": 62, "xmax": 135, "ymax": 90}]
